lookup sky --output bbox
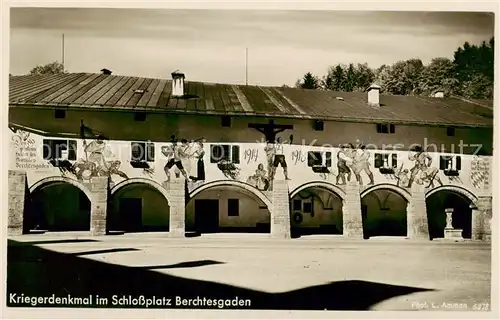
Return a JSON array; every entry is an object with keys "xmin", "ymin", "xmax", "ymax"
[{"xmin": 9, "ymin": 8, "xmax": 495, "ymax": 86}]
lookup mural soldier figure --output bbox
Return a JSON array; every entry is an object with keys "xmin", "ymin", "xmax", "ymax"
[
  {"xmin": 270, "ymin": 136, "xmax": 290, "ymax": 180},
  {"xmin": 336, "ymin": 144, "xmax": 353, "ymax": 185},
  {"xmin": 407, "ymin": 146, "xmax": 443, "ymax": 188},
  {"xmin": 351, "ymin": 144, "xmax": 375, "ymax": 185},
  {"xmin": 163, "ymin": 139, "xmax": 191, "ymax": 182},
  {"xmin": 408, "ymin": 146, "xmax": 443, "ymax": 187}
]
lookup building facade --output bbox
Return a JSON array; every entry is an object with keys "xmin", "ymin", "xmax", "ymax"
[{"xmin": 7, "ymin": 72, "xmax": 494, "ymax": 240}]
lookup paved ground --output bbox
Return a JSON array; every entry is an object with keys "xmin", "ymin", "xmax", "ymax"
[{"xmin": 6, "ymin": 233, "xmax": 492, "ymax": 312}]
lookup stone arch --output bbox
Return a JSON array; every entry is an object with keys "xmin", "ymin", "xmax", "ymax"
[
  {"xmin": 189, "ymin": 180, "xmax": 272, "ymax": 209},
  {"xmin": 289, "ymin": 181, "xmax": 346, "ymax": 200},
  {"xmin": 426, "ymin": 185, "xmax": 477, "ymax": 204},
  {"xmin": 30, "ymin": 176, "xmax": 93, "ymax": 201},
  {"xmin": 360, "ymin": 183, "xmax": 412, "ymax": 202},
  {"xmin": 360, "ymin": 183, "xmax": 410, "ymax": 239},
  {"xmin": 110, "ymin": 178, "xmax": 172, "ymax": 204}
]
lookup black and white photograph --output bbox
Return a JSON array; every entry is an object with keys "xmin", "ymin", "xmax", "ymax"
[{"xmin": 3, "ymin": 2, "xmax": 497, "ymax": 318}]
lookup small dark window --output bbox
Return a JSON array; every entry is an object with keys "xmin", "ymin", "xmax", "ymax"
[
  {"xmin": 134, "ymin": 112, "xmax": 147, "ymax": 122},
  {"xmin": 446, "ymin": 127, "xmax": 455, "ymax": 136},
  {"xmin": 376, "ymin": 124, "xmax": 395, "ymax": 134},
  {"xmin": 314, "ymin": 120, "xmax": 324, "ymax": 131},
  {"xmin": 54, "ymin": 109, "xmax": 66, "ymax": 119},
  {"xmin": 293, "ymin": 199, "xmax": 302, "ymax": 211},
  {"xmin": 228, "ymin": 199, "xmax": 239, "ymax": 216},
  {"xmin": 131, "ymin": 142, "xmax": 154, "ymax": 162},
  {"xmin": 221, "ymin": 116, "xmax": 231, "ymax": 127}
]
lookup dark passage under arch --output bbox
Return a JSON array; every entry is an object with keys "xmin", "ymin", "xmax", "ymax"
[
  {"xmin": 28, "ymin": 182, "xmax": 91, "ymax": 232},
  {"xmin": 361, "ymin": 189, "xmax": 408, "ymax": 239}
]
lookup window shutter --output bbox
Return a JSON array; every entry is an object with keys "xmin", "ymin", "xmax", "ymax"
[
  {"xmin": 307, "ymin": 151, "xmax": 315, "ymax": 167},
  {"xmin": 326, "ymin": 152, "xmax": 332, "ymax": 167},
  {"xmin": 374, "ymin": 153, "xmax": 383, "ymax": 168},
  {"xmin": 131, "ymin": 142, "xmax": 143, "ymax": 161},
  {"xmin": 210, "ymin": 145, "xmax": 221, "ymax": 163},
  {"xmin": 43, "ymin": 139, "xmax": 52, "ymax": 159},
  {"xmin": 231, "ymin": 145, "xmax": 240, "ymax": 164},
  {"xmin": 391, "ymin": 153, "xmax": 397, "ymax": 168},
  {"xmin": 146, "ymin": 143, "xmax": 155, "ymax": 162},
  {"xmin": 455, "ymin": 156, "xmax": 461, "ymax": 170},
  {"xmin": 222, "ymin": 145, "xmax": 230, "ymax": 161},
  {"xmin": 68, "ymin": 140, "xmax": 77, "ymax": 161},
  {"xmin": 439, "ymin": 156, "xmax": 447, "ymax": 170}
]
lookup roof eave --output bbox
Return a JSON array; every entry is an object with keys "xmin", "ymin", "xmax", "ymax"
[{"xmin": 8, "ymin": 103, "xmax": 493, "ymax": 129}]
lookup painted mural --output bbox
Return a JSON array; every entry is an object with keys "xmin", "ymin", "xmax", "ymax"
[
  {"xmin": 8, "ymin": 127, "xmax": 493, "ymax": 199},
  {"xmin": 72, "ymin": 139, "xmax": 129, "ymax": 183}
]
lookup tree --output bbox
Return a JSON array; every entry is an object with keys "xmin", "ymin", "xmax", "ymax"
[
  {"xmin": 344, "ymin": 63, "xmax": 356, "ymax": 92},
  {"xmin": 453, "ymin": 38, "xmax": 494, "ymax": 98},
  {"xmin": 419, "ymin": 57, "xmax": 457, "ymax": 97},
  {"xmin": 29, "ymin": 61, "xmax": 65, "ymax": 76},
  {"xmin": 354, "ymin": 63, "xmax": 375, "ymax": 91},
  {"xmin": 296, "ymin": 72, "xmax": 321, "ymax": 89},
  {"xmin": 323, "ymin": 64, "xmax": 345, "ymax": 91}
]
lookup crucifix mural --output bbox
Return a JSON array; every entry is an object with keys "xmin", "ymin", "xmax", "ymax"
[
  {"xmin": 248, "ymin": 119, "xmax": 293, "ymax": 143},
  {"xmin": 249, "ymin": 119, "xmax": 294, "ymax": 185}
]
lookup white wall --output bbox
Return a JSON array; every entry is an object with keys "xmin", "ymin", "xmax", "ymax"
[{"xmin": 9, "ymin": 128, "xmax": 492, "ymax": 199}]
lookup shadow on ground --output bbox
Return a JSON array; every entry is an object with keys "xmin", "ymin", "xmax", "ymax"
[{"xmin": 7, "ymin": 239, "xmax": 433, "ymax": 310}]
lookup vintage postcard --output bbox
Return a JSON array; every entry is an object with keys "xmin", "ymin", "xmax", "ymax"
[{"xmin": 2, "ymin": 2, "xmax": 498, "ymax": 319}]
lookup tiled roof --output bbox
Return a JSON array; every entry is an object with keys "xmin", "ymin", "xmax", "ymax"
[{"xmin": 9, "ymin": 73, "xmax": 493, "ymax": 128}]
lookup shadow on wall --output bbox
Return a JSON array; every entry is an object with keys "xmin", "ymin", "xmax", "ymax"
[{"xmin": 7, "ymin": 240, "xmax": 433, "ymax": 310}]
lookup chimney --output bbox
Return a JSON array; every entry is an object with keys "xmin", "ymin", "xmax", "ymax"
[
  {"xmin": 367, "ymin": 83, "xmax": 381, "ymax": 107},
  {"xmin": 433, "ymin": 90, "xmax": 444, "ymax": 98},
  {"xmin": 101, "ymin": 68, "xmax": 112, "ymax": 75},
  {"xmin": 171, "ymin": 70, "xmax": 185, "ymax": 98}
]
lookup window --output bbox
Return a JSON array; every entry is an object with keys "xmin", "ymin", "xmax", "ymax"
[
  {"xmin": 374, "ymin": 153, "xmax": 397, "ymax": 169},
  {"xmin": 210, "ymin": 144, "xmax": 240, "ymax": 164},
  {"xmin": 43, "ymin": 139, "xmax": 77, "ymax": 160},
  {"xmin": 446, "ymin": 127, "xmax": 455, "ymax": 137},
  {"xmin": 54, "ymin": 109, "xmax": 66, "ymax": 119},
  {"xmin": 221, "ymin": 116, "xmax": 231, "ymax": 127},
  {"xmin": 376, "ymin": 123, "xmax": 395, "ymax": 134},
  {"xmin": 314, "ymin": 120, "xmax": 324, "ymax": 131},
  {"xmin": 228, "ymin": 199, "xmax": 239, "ymax": 216},
  {"xmin": 307, "ymin": 151, "xmax": 332, "ymax": 167},
  {"xmin": 131, "ymin": 142, "xmax": 155, "ymax": 162},
  {"xmin": 134, "ymin": 112, "xmax": 147, "ymax": 122},
  {"xmin": 293, "ymin": 199, "xmax": 302, "ymax": 211},
  {"xmin": 440, "ymin": 155, "xmax": 461, "ymax": 174}
]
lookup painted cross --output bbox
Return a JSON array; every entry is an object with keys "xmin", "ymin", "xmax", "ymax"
[{"xmin": 248, "ymin": 119, "xmax": 293, "ymax": 143}]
